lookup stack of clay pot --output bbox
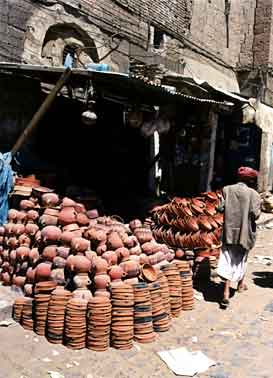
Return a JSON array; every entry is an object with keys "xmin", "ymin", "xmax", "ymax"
[
  {"xmin": 111, "ymin": 284, "xmax": 134, "ymax": 350},
  {"xmin": 133, "ymin": 282, "xmax": 155, "ymax": 344},
  {"xmin": 157, "ymin": 271, "xmax": 171, "ymax": 317},
  {"xmin": 149, "ymin": 281, "xmax": 170, "ymax": 332},
  {"xmin": 34, "ymin": 281, "xmax": 57, "ymax": 336},
  {"xmin": 151, "ymin": 192, "xmax": 223, "ymax": 261},
  {"xmin": 161, "ymin": 264, "xmax": 182, "ymax": 317},
  {"xmin": 47, "ymin": 287, "xmax": 72, "ymax": 344},
  {"xmin": 64, "ymin": 298, "xmax": 88, "ymax": 350},
  {"xmin": 175, "ymin": 261, "xmax": 194, "ymax": 311},
  {"xmin": 21, "ymin": 297, "xmax": 34, "ymax": 331},
  {"xmin": 13, "ymin": 297, "xmax": 27, "ymax": 323},
  {"xmin": 87, "ymin": 297, "xmax": 112, "ymax": 351}
]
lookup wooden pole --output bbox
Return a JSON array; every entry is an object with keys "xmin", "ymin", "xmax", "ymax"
[
  {"xmin": 206, "ymin": 108, "xmax": 218, "ymax": 191},
  {"xmin": 11, "ymin": 67, "xmax": 72, "ymax": 156}
]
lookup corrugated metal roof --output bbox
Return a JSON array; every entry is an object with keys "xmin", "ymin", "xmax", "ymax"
[{"xmin": 0, "ymin": 62, "xmax": 234, "ymax": 107}]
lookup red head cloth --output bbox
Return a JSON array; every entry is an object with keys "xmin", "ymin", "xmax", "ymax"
[{"xmin": 237, "ymin": 166, "xmax": 258, "ymax": 180}]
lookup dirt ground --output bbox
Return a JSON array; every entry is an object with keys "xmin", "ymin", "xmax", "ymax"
[{"xmin": 0, "ymin": 229, "xmax": 272, "ymax": 378}]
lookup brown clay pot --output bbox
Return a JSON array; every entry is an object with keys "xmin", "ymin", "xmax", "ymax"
[
  {"xmin": 76, "ymin": 212, "xmax": 90, "ymax": 226},
  {"xmin": 120, "ymin": 260, "xmax": 140, "ymax": 278},
  {"xmin": 25, "ymin": 223, "xmax": 39, "ymax": 236},
  {"xmin": 12, "ymin": 275, "xmax": 26, "ymax": 287},
  {"xmin": 41, "ymin": 193, "xmax": 59, "ymax": 207},
  {"xmin": 66, "ymin": 255, "xmax": 91, "ymax": 273},
  {"xmin": 50, "ymin": 268, "xmax": 65, "ymax": 285},
  {"xmin": 39, "ymin": 214, "xmax": 58, "ymax": 227},
  {"xmin": 18, "ymin": 234, "xmax": 31, "ymax": 247},
  {"xmin": 107, "ymin": 231, "xmax": 124, "ymax": 250},
  {"xmin": 16, "ymin": 246, "xmax": 30, "ymax": 261},
  {"xmin": 94, "ymin": 274, "xmax": 110, "ymax": 289},
  {"xmin": 7, "ymin": 237, "xmax": 19, "ymax": 249},
  {"xmin": 42, "ymin": 245, "xmax": 58, "ymax": 261},
  {"xmin": 29, "ymin": 248, "xmax": 40, "ymax": 264},
  {"xmin": 26, "ymin": 267, "xmax": 36, "ymax": 283},
  {"xmin": 27, "ymin": 210, "xmax": 39, "ymax": 222},
  {"xmin": 57, "ymin": 246, "xmax": 70, "ymax": 259},
  {"xmin": 58, "ymin": 207, "xmax": 77, "ymax": 226},
  {"xmin": 108, "ymin": 265, "xmax": 126, "ymax": 281},
  {"xmin": 93, "ymin": 257, "xmax": 108, "ymax": 274},
  {"xmin": 8, "ymin": 209, "xmax": 18, "ymax": 222},
  {"xmin": 1, "ymin": 271, "xmax": 11, "ymax": 285},
  {"xmin": 35, "ymin": 262, "xmax": 52, "ymax": 282},
  {"xmin": 61, "ymin": 197, "xmax": 76, "ymax": 208},
  {"xmin": 53, "ymin": 256, "xmax": 66, "ymax": 269},
  {"xmin": 71, "ymin": 237, "xmax": 90, "ymax": 253},
  {"xmin": 41, "ymin": 226, "xmax": 62, "ymax": 243},
  {"xmin": 20, "ymin": 199, "xmax": 35, "ymax": 211},
  {"xmin": 102, "ymin": 251, "xmax": 118, "ymax": 266}
]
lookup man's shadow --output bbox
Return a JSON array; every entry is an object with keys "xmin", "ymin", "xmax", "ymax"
[{"xmin": 252, "ymin": 271, "xmax": 273, "ymax": 288}]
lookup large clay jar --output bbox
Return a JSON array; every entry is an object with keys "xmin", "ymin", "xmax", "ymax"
[
  {"xmin": 107, "ymin": 231, "xmax": 124, "ymax": 250},
  {"xmin": 61, "ymin": 197, "xmax": 76, "ymax": 208},
  {"xmin": 16, "ymin": 246, "xmax": 30, "ymax": 262},
  {"xmin": 18, "ymin": 234, "xmax": 31, "ymax": 247},
  {"xmin": 85, "ymin": 250, "xmax": 97, "ymax": 264},
  {"xmin": 129, "ymin": 219, "xmax": 142, "ymax": 232},
  {"xmin": 50, "ymin": 268, "xmax": 65, "ymax": 285},
  {"xmin": 9, "ymin": 249, "xmax": 17, "ymax": 264},
  {"xmin": 8, "ymin": 209, "xmax": 18, "ymax": 222},
  {"xmin": 60, "ymin": 231, "xmax": 74, "ymax": 245},
  {"xmin": 12, "ymin": 275, "xmax": 26, "ymax": 288},
  {"xmin": 41, "ymin": 193, "xmax": 59, "ymax": 207},
  {"xmin": 76, "ymin": 213, "xmax": 89, "ymax": 226},
  {"xmin": 1, "ymin": 272, "xmax": 11, "ymax": 285},
  {"xmin": 25, "ymin": 223, "xmax": 39, "ymax": 236},
  {"xmin": 120, "ymin": 260, "xmax": 140, "ymax": 278},
  {"xmin": 57, "ymin": 246, "xmax": 70, "ymax": 259},
  {"xmin": 42, "ymin": 245, "xmax": 58, "ymax": 261},
  {"xmin": 26, "ymin": 267, "xmax": 36, "ymax": 283},
  {"xmin": 102, "ymin": 251, "xmax": 118, "ymax": 266},
  {"xmin": 108, "ymin": 265, "xmax": 126, "ymax": 281},
  {"xmin": 71, "ymin": 237, "xmax": 90, "ymax": 253},
  {"xmin": 73, "ymin": 273, "xmax": 91, "ymax": 288},
  {"xmin": 27, "ymin": 210, "xmax": 39, "ymax": 223},
  {"xmin": 35, "ymin": 262, "xmax": 52, "ymax": 282},
  {"xmin": 13, "ymin": 224, "xmax": 25, "ymax": 237},
  {"xmin": 39, "ymin": 214, "xmax": 58, "ymax": 227},
  {"xmin": 41, "ymin": 226, "xmax": 62, "ymax": 243},
  {"xmin": 29, "ymin": 248, "xmax": 40, "ymax": 264},
  {"xmin": 116, "ymin": 247, "xmax": 130, "ymax": 261},
  {"xmin": 66, "ymin": 255, "xmax": 91, "ymax": 273},
  {"xmin": 53, "ymin": 256, "xmax": 66, "ymax": 269},
  {"xmin": 93, "ymin": 257, "xmax": 108, "ymax": 275},
  {"xmin": 58, "ymin": 207, "xmax": 77, "ymax": 226},
  {"xmin": 20, "ymin": 199, "xmax": 35, "ymax": 211},
  {"xmin": 94, "ymin": 274, "xmax": 110, "ymax": 290}
]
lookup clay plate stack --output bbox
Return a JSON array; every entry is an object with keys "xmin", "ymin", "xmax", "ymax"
[
  {"xmin": 162, "ymin": 264, "xmax": 182, "ymax": 317},
  {"xmin": 87, "ymin": 297, "xmax": 112, "ymax": 352},
  {"xmin": 47, "ymin": 287, "xmax": 72, "ymax": 344},
  {"xmin": 64, "ymin": 298, "xmax": 88, "ymax": 350},
  {"xmin": 176, "ymin": 261, "xmax": 194, "ymax": 311},
  {"xmin": 149, "ymin": 282, "xmax": 169, "ymax": 333},
  {"xmin": 111, "ymin": 284, "xmax": 134, "ymax": 350},
  {"xmin": 157, "ymin": 271, "xmax": 171, "ymax": 318},
  {"xmin": 21, "ymin": 297, "xmax": 34, "ymax": 331},
  {"xmin": 13, "ymin": 297, "xmax": 28, "ymax": 323},
  {"xmin": 34, "ymin": 281, "xmax": 57, "ymax": 336},
  {"xmin": 133, "ymin": 282, "xmax": 155, "ymax": 344}
]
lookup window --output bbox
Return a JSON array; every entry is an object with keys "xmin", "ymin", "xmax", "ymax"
[{"xmin": 153, "ymin": 27, "xmax": 165, "ymax": 49}]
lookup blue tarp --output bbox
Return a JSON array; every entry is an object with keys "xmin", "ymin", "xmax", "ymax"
[{"xmin": 0, "ymin": 152, "xmax": 14, "ymax": 225}]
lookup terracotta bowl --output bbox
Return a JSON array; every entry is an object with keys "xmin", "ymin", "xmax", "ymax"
[{"xmin": 141, "ymin": 264, "xmax": 157, "ymax": 282}]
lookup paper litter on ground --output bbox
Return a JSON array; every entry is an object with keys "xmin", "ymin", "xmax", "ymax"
[{"xmin": 157, "ymin": 347, "xmax": 216, "ymax": 376}]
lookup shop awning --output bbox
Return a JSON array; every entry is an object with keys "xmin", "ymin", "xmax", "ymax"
[{"xmin": 0, "ymin": 62, "xmax": 235, "ymax": 107}]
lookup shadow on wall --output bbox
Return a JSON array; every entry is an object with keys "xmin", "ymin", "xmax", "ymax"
[{"xmin": 252, "ymin": 271, "xmax": 273, "ymax": 289}]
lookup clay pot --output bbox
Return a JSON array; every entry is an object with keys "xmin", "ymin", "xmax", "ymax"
[
  {"xmin": 72, "ymin": 288, "xmax": 92, "ymax": 301},
  {"xmin": 50, "ymin": 268, "xmax": 65, "ymax": 285},
  {"xmin": 102, "ymin": 251, "xmax": 118, "ymax": 266},
  {"xmin": 120, "ymin": 260, "xmax": 140, "ymax": 278},
  {"xmin": 20, "ymin": 199, "xmax": 35, "ymax": 211},
  {"xmin": 94, "ymin": 289, "xmax": 110, "ymax": 298},
  {"xmin": 39, "ymin": 214, "xmax": 58, "ymax": 227},
  {"xmin": 61, "ymin": 197, "xmax": 76, "ymax": 208},
  {"xmin": 123, "ymin": 277, "xmax": 139, "ymax": 285},
  {"xmin": 87, "ymin": 209, "xmax": 99, "ymax": 219},
  {"xmin": 134, "ymin": 228, "xmax": 153, "ymax": 244},
  {"xmin": 24, "ymin": 283, "xmax": 33, "ymax": 297},
  {"xmin": 0, "ymin": 226, "xmax": 5, "ymax": 236},
  {"xmin": 85, "ymin": 250, "xmax": 97, "ymax": 263},
  {"xmin": 12, "ymin": 275, "xmax": 26, "ymax": 287},
  {"xmin": 57, "ymin": 246, "xmax": 70, "ymax": 259},
  {"xmin": 94, "ymin": 274, "xmax": 110, "ymax": 290},
  {"xmin": 93, "ymin": 257, "xmax": 108, "ymax": 274},
  {"xmin": 1, "ymin": 272, "xmax": 11, "ymax": 285},
  {"xmin": 108, "ymin": 265, "xmax": 126, "ymax": 281},
  {"xmin": 73, "ymin": 273, "xmax": 91, "ymax": 288},
  {"xmin": 63, "ymin": 223, "xmax": 80, "ymax": 232},
  {"xmin": 25, "ymin": 223, "xmax": 39, "ymax": 236},
  {"xmin": 16, "ymin": 211, "xmax": 27, "ymax": 224},
  {"xmin": 141, "ymin": 264, "xmax": 157, "ymax": 282},
  {"xmin": 7, "ymin": 237, "xmax": 19, "ymax": 249},
  {"xmin": 8, "ymin": 209, "xmax": 18, "ymax": 222},
  {"xmin": 58, "ymin": 207, "xmax": 77, "ymax": 226},
  {"xmin": 71, "ymin": 237, "xmax": 90, "ymax": 253},
  {"xmin": 26, "ymin": 267, "xmax": 36, "ymax": 283},
  {"xmin": 42, "ymin": 245, "xmax": 58, "ymax": 261},
  {"xmin": 76, "ymin": 212, "xmax": 90, "ymax": 226},
  {"xmin": 107, "ymin": 232, "xmax": 124, "ymax": 250},
  {"xmin": 16, "ymin": 246, "xmax": 30, "ymax": 261},
  {"xmin": 66, "ymin": 255, "xmax": 91, "ymax": 273},
  {"xmin": 41, "ymin": 226, "xmax": 62, "ymax": 243},
  {"xmin": 139, "ymin": 253, "xmax": 149, "ymax": 265},
  {"xmin": 9, "ymin": 249, "xmax": 17, "ymax": 264},
  {"xmin": 129, "ymin": 219, "xmax": 142, "ymax": 231},
  {"xmin": 116, "ymin": 247, "xmax": 130, "ymax": 260},
  {"xmin": 18, "ymin": 234, "xmax": 31, "ymax": 246},
  {"xmin": 35, "ymin": 262, "xmax": 52, "ymax": 282},
  {"xmin": 13, "ymin": 224, "xmax": 25, "ymax": 237},
  {"xmin": 4, "ymin": 223, "xmax": 14, "ymax": 236},
  {"xmin": 35, "ymin": 231, "xmax": 42, "ymax": 244},
  {"xmin": 53, "ymin": 256, "xmax": 66, "ymax": 269},
  {"xmin": 29, "ymin": 248, "xmax": 40, "ymax": 264},
  {"xmin": 27, "ymin": 210, "xmax": 39, "ymax": 222},
  {"xmin": 96, "ymin": 243, "xmax": 107, "ymax": 256},
  {"xmin": 41, "ymin": 193, "xmax": 59, "ymax": 207},
  {"xmin": 125, "ymin": 235, "xmax": 138, "ymax": 248},
  {"xmin": 129, "ymin": 245, "xmax": 142, "ymax": 256}
]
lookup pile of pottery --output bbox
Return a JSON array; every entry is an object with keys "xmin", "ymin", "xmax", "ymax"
[
  {"xmin": 162, "ymin": 265, "xmax": 182, "ymax": 317},
  {"xmin": 176, "ymin": 261, "xmax": 194, "ymax": 311},
  {"xmin": 151, "ymin": 192, "xmax": 223, "ymax": 261},
  {"xmin": 65, "ymin": 298, "xmax": 88, "ymax": 350}
]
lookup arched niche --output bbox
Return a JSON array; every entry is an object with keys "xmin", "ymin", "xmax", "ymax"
[{"xmin": 41, "ymin": 23, "xmax": 99, "ymax": 67}]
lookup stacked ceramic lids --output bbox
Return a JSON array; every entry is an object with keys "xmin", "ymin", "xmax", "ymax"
[
  {"xmin": 21, "ymin": 297, "xmax": 34, "ymax": 331},
  {"xmin": 176, "ymin": 261, "xmax": 194, "ymax": 311},
  {"xmin": 111, "ymin": 284, "xmax": 134, "ymax": 350},
  {"xmin": 149, "ymin": 281, "xmax": 169, "ymax": 332},
  {"xmin": 157, "ymin": 271, "xmax": 171, "ymax": 318},
  {"xmin": 133, "ymin": 282, "xmax": 155, "ymax": 344},
  {"xmin": 162, "ymin": 264, "xmax": 182, "ymax": 317},
  {"xmin": 47, "ymin": 287, "xmax": 72, "ymax": 344},
  {"xmin": 34, "ymin": 281, "xmax": 57, "ymax": 336},
  {"xmin": 64, "ymin": 298, "xmax": 88, "ymax": 350},
  {"xmin": 87, "ymin": 297, "xmax": 112, "ymax": 352},
  {"xmin": 13, "ymin": 297, "xmax": 28, "ymax": 323}
]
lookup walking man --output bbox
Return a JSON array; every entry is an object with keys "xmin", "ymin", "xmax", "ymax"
[{"xmin": 217, "ymin": 166, "xmax": 261, "ymax": 308}]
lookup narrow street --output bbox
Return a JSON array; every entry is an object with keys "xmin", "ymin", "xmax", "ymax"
[{"xmin": 0, "ymin": 229, "xmax": 272, "ymax": 378}]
